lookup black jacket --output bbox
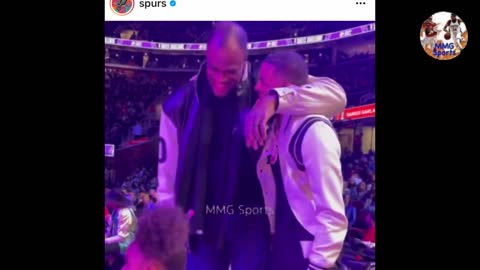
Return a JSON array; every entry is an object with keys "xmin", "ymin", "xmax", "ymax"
[{"xmin": 159, "ymin": 63, "xmax": 258, "ymax": 234}]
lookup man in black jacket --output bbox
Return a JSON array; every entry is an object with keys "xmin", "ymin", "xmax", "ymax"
[{"xmin": 156, "ymin": 22, "xmax": 346, "ymax": 270}]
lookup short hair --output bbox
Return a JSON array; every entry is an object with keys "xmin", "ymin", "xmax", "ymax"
[
  {"xmin": 135, "ymin": 206, "xmax": 189, "ymax": 269},
  {"xmin": 263, "ymin": 50, "xmax": 309, "ymax": 86},
  {"xmin": 207, "ymin": 22, "xmax": 249, "ymax": 53}
]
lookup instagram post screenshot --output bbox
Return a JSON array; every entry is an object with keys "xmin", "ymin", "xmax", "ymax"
[
  {"xmin": 8, "ymin": 0, "xmax": 478, "ymax": 269},
  {"xmin": 104, "ymin": 1, "xmax": 375, "ymax": 270}
]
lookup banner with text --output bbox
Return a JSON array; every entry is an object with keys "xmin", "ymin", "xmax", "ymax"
[{"xmin": 335, "ymin": 103, "xmax": 375, "ymax": 121}]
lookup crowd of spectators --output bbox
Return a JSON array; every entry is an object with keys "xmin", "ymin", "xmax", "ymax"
[
  {"xmin": 105, "ymin": 51, "xmax": 374, "ymax": 146},
  {"xmin": 105, "ymin": 21, "xmax": 370, "ymax": 43},
  {"xmin": 105, "ymin": 69, "xmax": 193, "ymax": 146},
  {"xmin": 340, "ymin": 151, "xmax": 376, "ymax": 269}
]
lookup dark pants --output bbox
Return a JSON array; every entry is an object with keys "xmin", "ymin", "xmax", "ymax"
[
  {"xmin": 187, "ymin": 215, "xmax": 270, "ymax": 270},
  {"xmin": 268, "ymin": 234, "xmax": 309, "ymax": 270}
]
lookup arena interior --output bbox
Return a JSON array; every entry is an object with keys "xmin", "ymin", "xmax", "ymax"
[{"xmin": 105, "ymin": 21, "xmax": 376, "ymax": 270}]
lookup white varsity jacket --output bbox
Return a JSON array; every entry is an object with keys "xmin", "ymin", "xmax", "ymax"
[{"xmin": 257, "ymin": 77, "xmax": 349, "ymax": 270}]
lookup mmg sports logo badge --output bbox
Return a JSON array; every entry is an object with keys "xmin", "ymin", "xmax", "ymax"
[
  {"xmin": 420, "ymin": 11, "xmax": 468, "ymax": 60},
  {"xmin": 110, "ymin": 0, "xmax": 134, "ymax": 16}
]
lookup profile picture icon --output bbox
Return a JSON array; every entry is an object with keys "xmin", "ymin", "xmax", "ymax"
[
  {"xmin": 420, "ymin": 11, "xmax": 468, "ymax": 60},
  {"xmin": 111, "ymin": 0, "xmax": 134, "ymax": 16}
]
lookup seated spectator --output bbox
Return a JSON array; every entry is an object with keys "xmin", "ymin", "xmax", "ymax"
[
  {"xmin": 357, "ymin": 181, "xmax": 369, "ymax": 200},
  {"xmin": 149, "ymin": 188, "xmax": 159, "ymax": 203},
  {"xmin": 105, "ymin": 189, "xmax": 138, "ymax": 270},
  {"xmin": 368, "ymin": 156, "xmax": 375, "ymax": 172},
  {"xmin": 135, "ymin": 192, "xmax": 156, "ymax": 217},
  {"xmin": 362, "ymin": 212, "xmax": 375, "ymax": 243},
  {"xmin": 366, "ymin": 182, "xmax": 373, "ymax": 193},
  {"xmin": 106, "ymin": 206, "xmax": 112, "ymax": 236},
  {"xmin": 360, "ymin": 155, "xmax": 368, "ymax": 164},
  {"xmin": 133, "ymin": 121, "xmax": 144, "ymax": 140},
  {"xmin": 122, "ymin": 206, "xmax": 189, "ymax": 270},
  {"xmin": 352, "ymin": 210, "xmax": 370, "ymax": 231},
  {"xmin": 122, "ymin": 176, "xmax": 134, "ymax": 192},
  {"xmin": 363, "ymin": 192, "xmax": 374, "ymax": 209},
  {"xmin": 344, "ymin": 193, "xmax": 357, "ymax": 227},
  {"xmin": 146, "ymin": 176, "xmax": 158, "ymax": 192},
  {"xmin": 350, "ymin": 211, "xmax": 376, "ymax": 246},
  {"xmin": 105, "ymin": 167, "xmax": 116, "ymax": 189},
  {"xmin": 350, "ymin": 172, "xmax": 362, "ymax": 186},
  {"xmin": 366, "ymin": 195, "xmax": 375, "ymax": 214}
]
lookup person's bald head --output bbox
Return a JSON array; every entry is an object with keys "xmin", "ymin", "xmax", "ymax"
[
  {"xmin": 206, "ymin": 22, "xmax": 249, "ymax": 97},
  {"xmin": 207, "ymin": 22, "xmax": 249, "ymax": 55}
]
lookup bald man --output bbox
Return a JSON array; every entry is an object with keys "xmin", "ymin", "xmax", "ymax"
[{"xmin": 156, "ymin": 22, "xmax": 346, "ymax": 270}]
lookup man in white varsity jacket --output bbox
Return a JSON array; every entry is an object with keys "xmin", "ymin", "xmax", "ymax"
[
  {"xmin": 156, "ymin": 22, "xmax": 347, "ymax": 270},
  {"xmin": 254, "ymin": 51, "xmax": 348, "ymax": 270}
]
